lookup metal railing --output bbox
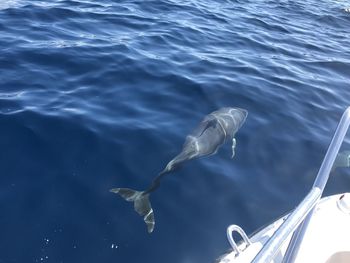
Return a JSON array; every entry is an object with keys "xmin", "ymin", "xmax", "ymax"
[
  {"xmin": 227, "ymin": 225, "xmax": 252, "ymax": 256},
  {"xmin": 251, "ymin": 106, "xmax": 350, "ymax": 263}
]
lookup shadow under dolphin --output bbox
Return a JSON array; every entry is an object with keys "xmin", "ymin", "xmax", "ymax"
[{"xmin": 110, "ymin": 107, "xmax": 248, "ymax": 233}]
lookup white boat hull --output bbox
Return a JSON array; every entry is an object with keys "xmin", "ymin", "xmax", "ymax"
[{"xmin": 217, "ymin": 193, "xmax": 350, "ymax": 263}]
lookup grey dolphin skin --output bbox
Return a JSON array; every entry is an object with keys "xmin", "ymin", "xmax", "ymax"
[
  {"xmin": 110, "ymin": 107, "xmax": 248, "ymax": 233},
  {"xmin": 332, "ymin": 150, "xmax": 350, "ymax": 172}
]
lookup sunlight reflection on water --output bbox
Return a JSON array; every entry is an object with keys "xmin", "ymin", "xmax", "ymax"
[{"xmin": 0, "ymin": 0, "xmax": 22, "ymax": 10}]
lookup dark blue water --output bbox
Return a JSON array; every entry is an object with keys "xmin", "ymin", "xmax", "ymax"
[{"xmin": 1, "ymin": 0, "xmax": 350, "ymax": 262}]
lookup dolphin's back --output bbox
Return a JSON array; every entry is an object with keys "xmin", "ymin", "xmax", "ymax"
[
  {"xmin": 187, "ymin": 116, "xmax": 226, "ymax": 156},
  {"xmin": 191, "ymin": 115, "xmax": 218, "ymax": 137}
]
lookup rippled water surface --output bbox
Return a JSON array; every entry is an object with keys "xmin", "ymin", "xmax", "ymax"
[{"xmin": 1, "ymin": 0, "xmax": 350, "ymax": 262}]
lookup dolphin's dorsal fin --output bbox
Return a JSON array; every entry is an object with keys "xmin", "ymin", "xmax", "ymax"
[{"xmin": 198, "ymin": 118, "xmax": 218, "ymax": 136}]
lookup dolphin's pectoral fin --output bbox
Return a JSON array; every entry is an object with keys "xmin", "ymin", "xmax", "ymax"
[{"xmin": 231, "ymin": 138, "xmax": 236, "ymax": 158}]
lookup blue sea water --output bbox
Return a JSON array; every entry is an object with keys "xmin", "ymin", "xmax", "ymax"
[{"xmin": 0, "ymin": 0, "xmax": 350, "ymax": 262}]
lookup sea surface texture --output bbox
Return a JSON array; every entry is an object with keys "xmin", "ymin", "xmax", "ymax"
[{"xmin": 1, "ymin": 0, "xmax": 350, "ymax": 262}]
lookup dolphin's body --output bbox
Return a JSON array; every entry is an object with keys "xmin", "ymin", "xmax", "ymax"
[
  {"xmin": 332, "ymin": 150, "xmax": 350, "ymax": 172},
  {"xmin": 110, "ymin": 107, "xmax": 248, "ymax": 233}
]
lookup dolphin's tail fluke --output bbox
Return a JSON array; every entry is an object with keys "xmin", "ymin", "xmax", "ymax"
[{"xmin": 110, "ymin": 188, "xmax": 155, "ymax": 233}]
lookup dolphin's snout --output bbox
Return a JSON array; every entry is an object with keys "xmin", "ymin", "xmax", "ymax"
[
  {"xmin": 230, "ymin": 108, "xmax": 248, "ymax": 129},
  {"xmin": 239, "ymin": 108, "xmax": 248, "ymax": 118},
  {"xmin": 233, "ymin": 108, "xmax": 248, "ymax": 121}
]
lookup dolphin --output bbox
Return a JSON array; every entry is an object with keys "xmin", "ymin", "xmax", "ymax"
[
  {"xmin": 110, "ymin": 107, "xmax": 248, "ymax": 233},
  {"xmin": 332, "ymin": 150, "xmax": 350, "ymax": 172}
]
